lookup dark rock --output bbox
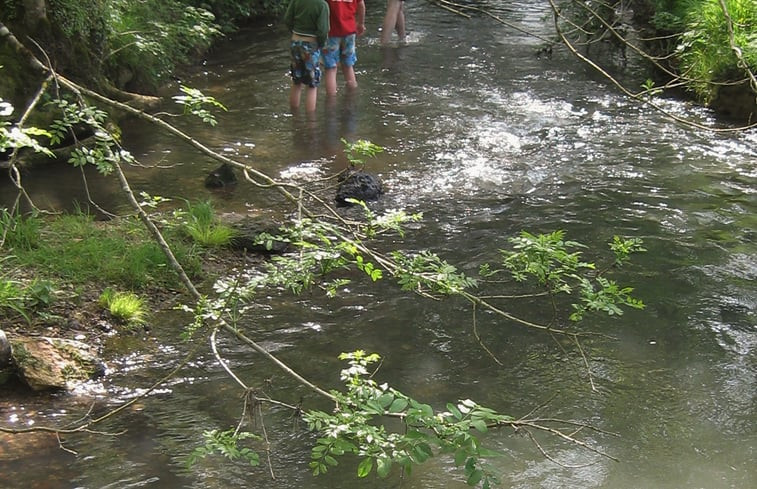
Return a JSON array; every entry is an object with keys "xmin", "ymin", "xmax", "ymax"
[
  {"xmin": 205, "ymin": 163, "xmax": 237, "ymax": 188},
  {"xmin": 335, "ymin": 170, "xmax": 384, "ymax": 207},
  {"xmin": 0, "ymin": 330, "xmax": 11, "ymax": 369}
]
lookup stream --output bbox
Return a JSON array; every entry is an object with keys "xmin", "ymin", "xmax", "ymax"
[{"xmin": 1, "ymin": 2, "xmax": 756, "ymax": 488}]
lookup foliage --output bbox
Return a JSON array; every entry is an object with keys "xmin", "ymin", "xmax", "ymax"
[
  {"xmin": 609, "ymin": 236, "xmax": 647, "ymax": 266},
  {"xmin": 0, "ymin": 258, "xmax": 55, "ymax": 321},
  {"xmin": 245, "ymin": 208, "xmax": 421, "ymax": 295},
  {"xmin": 393, "ymin": 250, "xmax": 478, "ymax": 295},
  {"xmin": 478, "ymin": 231, "xmax": 645, "ymax": 321},
  {"xmin": 570, "ymin": 276, "xmax": 645, "ymax": 321},
  {"xmin": 182, "ymin": 0, "xmax": 288, "ymax": 32},
  {"xmin": 98, "ymin": 288, "xmax": 148, "ymax": 326},
  {"xmin": 0, "ymin": 266, "xmax": 29, "ymax": 322},
  {"xmin": 342, "ymin": 138, "xmax": 384, "ymax": 168},
  {"xmin": 187, "ymin": 428, "xmax": 261, "ymax": 468},
  {"xmin": 304, "ymin": 351, "xmax": 508, "ymax": 488},
  {"xmin": 172, "ymin": 85, "xmax": 227, "ymax": 126},
  {"xmin": 48, "ymin": 0, "xmax": 108, "ymax": 40},
  {"xmin": 48, "ymin": 98, "xmax": 135, "ymax": 175},
  {"xmin": 678, "ymin": 0, "xmax": 757, "ymax": 101},
  {"xmin": 177, "ymin": 199, "xmax": 236, "ymax": 247},
  {"xmin": 0, "ymin": 1, "xmax": 20, "ymax": 22},
  {"xmin": 0, "ymin": 96, "xmax": 54, "ymax": 158},
  {"xmin": 104, "ymin": 0, "xmax": 221, "ymax": 89},
  {"xmin": 496, "ymin": 230, "xmax": 594, "ymax": 294}
]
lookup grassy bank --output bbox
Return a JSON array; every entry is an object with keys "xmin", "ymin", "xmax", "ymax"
[{"xmin": 0, "ymin": 201, "xmax": 236, "ymax": 331}]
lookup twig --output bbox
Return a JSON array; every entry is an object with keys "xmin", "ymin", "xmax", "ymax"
[{"xmin": 471, "ymin": 301, "xmax": 503, "ymax": 365}]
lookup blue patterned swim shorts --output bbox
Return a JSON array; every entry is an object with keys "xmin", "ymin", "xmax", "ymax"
[
  {"xmin": 290, "ymin": 41, "xmax": 321, "ymax": 87},
  {"xmin": 322, "ymin": 34, "xmax": 357, "ymax": 69}
]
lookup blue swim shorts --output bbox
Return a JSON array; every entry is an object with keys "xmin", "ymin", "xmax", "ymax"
[
  {"xmin": 290, "ymin": 41, "xmax": 321, "ymax": 87},
  {"xmin": 322, "ymin": 34, "xmax": 357, "ymax": 69}
]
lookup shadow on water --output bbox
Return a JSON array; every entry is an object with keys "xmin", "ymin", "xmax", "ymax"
[{"xmin": 2, "ymin": 3, "xmax": 756, "ymax": 488}]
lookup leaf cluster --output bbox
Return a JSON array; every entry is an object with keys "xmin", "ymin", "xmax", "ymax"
[
  {"xmin": 0, "ymin": 97, "xmax": 53, "ymax": 157},
  {"xmin": 186, "ymin": 428, "xmax": 261, "ymax": 468},
  {"xmin": 49, "ymin": 99, "xmax": 135, "ymax": 175},
  {"xmin": 304, "ymin": 351, "xmax": 510, "ymax": 488},
  {"xmin": 172, "ymin": 85, "xmax": 227, "ymax": 126}
]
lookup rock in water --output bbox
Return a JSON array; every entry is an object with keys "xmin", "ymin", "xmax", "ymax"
[
  {"xmin": 205, "ymin": 163, "xmax": 237, "ymax": 188},
  {"xmin": 335, "ymin": 170, "xmax": 384, "ymax": 207},
  {"xmin": 0, "ymin": 330, "xmax": 10, "ymax": 368},
  {"xmin": 10, "ymin": 336, "xmax": 106, "ymax": 391}
]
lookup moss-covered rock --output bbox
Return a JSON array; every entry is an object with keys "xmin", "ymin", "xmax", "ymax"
[{"xmin": 9, "ymin": 335, "xmax": 106, "ymax": 391}]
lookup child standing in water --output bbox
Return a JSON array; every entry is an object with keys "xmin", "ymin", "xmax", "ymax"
[
  {"xmin": 284, "ymin": 0, "xmax": 330, "ymax": 112},
  {"xmin": 323, "ymin": 0, "xmax": 366, "ymax": 96}
]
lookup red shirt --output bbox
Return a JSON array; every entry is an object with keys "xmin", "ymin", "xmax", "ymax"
[{"xmin": 327, "ymin": 0, "xmax": 360, "ymax": 37}]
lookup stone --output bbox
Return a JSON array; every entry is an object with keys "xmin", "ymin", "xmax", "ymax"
[
  {"xmin": 204, "ymin": 162, "xmax": 237, "ymax": 188},
  {"xmin": 0, "ymin": 329, "xmax": 11, "ymax": 368},
  {"xmin": 9, "ymin": 336, "xmax": 106, "ymax": 391},
  {"xmin": 335, "ymin": 170, "xmax": 384, "ymax": 207}
]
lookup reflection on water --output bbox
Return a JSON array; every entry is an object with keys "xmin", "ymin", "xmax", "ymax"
[{"xmin": 1, "ymin": 2, "xmax": 756, "ymax": 488}]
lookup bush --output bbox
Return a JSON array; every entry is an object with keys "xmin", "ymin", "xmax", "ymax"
[
  {"xmin": 104, "ymin": 0, "xmax": 222, "ymax": 90},
  {"xmin": 678, "ymin": 0, "xmax": 757, "ymax": 102}
]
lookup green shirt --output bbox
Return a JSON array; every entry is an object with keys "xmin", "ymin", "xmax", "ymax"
[{"xmin": 284, "ymin": 0, "xmax": 330, "ymax": 47}]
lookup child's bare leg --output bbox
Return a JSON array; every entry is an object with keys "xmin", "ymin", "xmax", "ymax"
[
  {"xmin": 289, "ymin": 83, "xmax": 302, "ymax": 110},
  {"xmin": 304, "ymin": 86, "xmax": 318, "ymax": 112},
  {"xmin": 342, "ymin": 65, "xmax": 357, "ymax": 90},
  {"xmin": 325, "ymin": 67, "xmax": 338, "ymax": 96},
  {"xmin": 381, "ymin": 0, "xmax": 402, "ymax": 44},
  {"xmin": 396, "ymin": 4, "xmax": 406, "ymax": 40}
]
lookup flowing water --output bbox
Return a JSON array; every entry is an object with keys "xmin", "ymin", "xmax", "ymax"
[{"xmin": 1, "ymin": 2, "xmax": 756, "ymax": 488}]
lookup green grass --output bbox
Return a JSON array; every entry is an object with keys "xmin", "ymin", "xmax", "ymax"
[
  {"xmin": 99, "ymin": 288, "xmax": 148, "ymax": 326},
  {"xmin": 1, "ymin": 210, "xmax": 202, "ymax": 290},
  {"xmin": 0, "ymin": 273, "xmax": 29, "ymax": 322},
  {"xmin": 181, "ymin": 200, "xmax": 236, "ymax": 247}
]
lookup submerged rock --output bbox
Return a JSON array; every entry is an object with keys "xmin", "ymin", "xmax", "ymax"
[
  {"xmin": 205, "ymin": 163, "xmax": 238, "ymax": 188},
  {"xmin": 335, "ymin": 170, "xmax": 384, "ymax": 207}
]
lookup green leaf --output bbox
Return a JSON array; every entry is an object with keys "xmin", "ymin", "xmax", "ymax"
[
  {"xmin": 389, "ymin": 398, "xmax": 409, "ymax": 413},
  {"xmin": 377, "ymin": 393, "xmax": 395, "ymax": 408},
  {"xmin": 471, "ymin": 419, "xmax": 488, "ymax": 433},
  {"xmin": 447, "ymin": 403, "xmax": 463, "ymax": 420},
  {"xmin": 454, "ymin": 450, "xmax": 468, "ymax": 466},
  {"xmin": 376, "ymin": 456, "xmax": 392, "ymax": 478},
  {"xmin": 357, "ymin": 457, "xmax": 373, "ymax": 477},
  {"xmin": 466, "ymin": 468, "xmax": 484, "ymax": 486}
]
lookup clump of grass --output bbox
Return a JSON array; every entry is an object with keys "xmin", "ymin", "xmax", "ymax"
[
  {"xmin": 0, "ymin": 273, "xmax": 30, "ymax": 322},
  {"xmin": 181, "ymin": 200, "xmax": 236, "ymax": 247},
  {"xmin": 99, "ymin": 288, "xmax": 147, "ymax": 326},
  {"xmin": 0, "ymin": 208, "xmax": 41, "ymax": 251}
]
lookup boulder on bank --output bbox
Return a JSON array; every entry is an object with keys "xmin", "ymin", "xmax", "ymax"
[{"xmin": 7, "ymin": 335, "xmax": 106, "ymax": 391}]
